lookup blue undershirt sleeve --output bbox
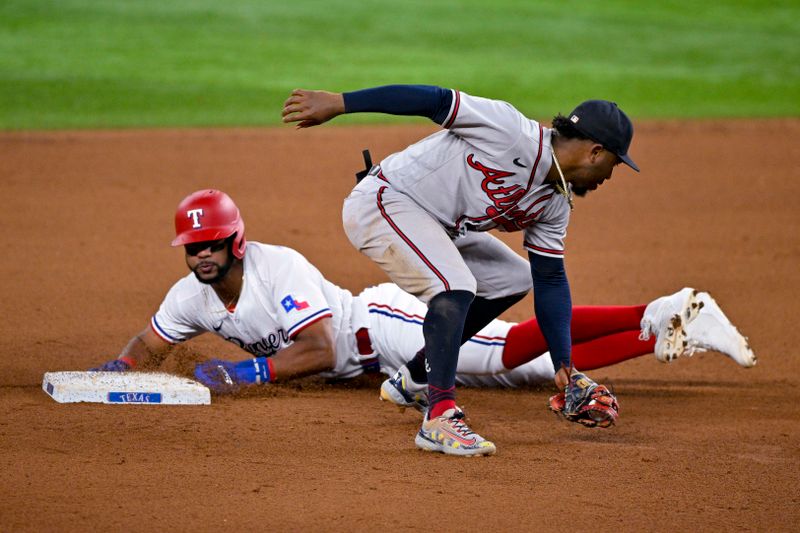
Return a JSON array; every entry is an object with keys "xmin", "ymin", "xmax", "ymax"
[
  {"xmin": 528, "ymin": 252, "xmax": 572, "ymax": 373},
  {"xmin": 342, "ymin": 85, "xmax": 453, "ymax": 125}
]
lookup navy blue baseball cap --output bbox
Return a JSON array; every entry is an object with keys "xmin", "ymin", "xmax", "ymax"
[{"xmin": 568, "ymin": 100, "xmax": 639, "ymax": 172}]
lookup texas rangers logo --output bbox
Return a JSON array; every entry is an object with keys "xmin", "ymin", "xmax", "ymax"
[
  {"xmin": 281, "ymin": 295, "xmax": 309, "ymax": 313},
  {"xmin": 187, "ymin": 208, "xmax": 204, "ymax": 228}
]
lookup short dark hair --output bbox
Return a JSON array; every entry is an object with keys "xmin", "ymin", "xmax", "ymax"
[{"xmin": 551, "ymin": 114, "xmax": 592, "ymax": 141}]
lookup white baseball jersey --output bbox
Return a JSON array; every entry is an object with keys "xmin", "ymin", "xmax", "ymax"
[
  {"xmin": 361, "ymin": 283, "xmax": 555, "ymax": 387},
  {"xmin": 150, "ymin": 242, "xmax": 366, "ymax": 379},
  {"xmin": 377, "ymin": 89, "xmax": 571, "ymax": 258}
]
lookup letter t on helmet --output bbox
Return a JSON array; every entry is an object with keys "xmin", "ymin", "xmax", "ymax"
[{"xmin": 171, "ymin": 189, "xmax": 247, "ymax": 259}]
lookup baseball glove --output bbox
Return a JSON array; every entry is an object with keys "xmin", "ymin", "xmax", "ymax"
[{"xmin": 548, "ymin": 372, "xmax": 619, "ymax": 428}]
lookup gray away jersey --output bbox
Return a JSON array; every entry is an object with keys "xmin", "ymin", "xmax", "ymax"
[{"xmin": 377, "ymin": 90, "xmax": 571, "ymax": 258}]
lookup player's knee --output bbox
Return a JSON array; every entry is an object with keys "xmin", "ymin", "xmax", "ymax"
[
  {"xmin": 413, "ymin": 272, "xmax": 477, "ymax": 305},
  {"xmin": 427, "ymin": 290, "xmax": 475, "ymax": 323}
]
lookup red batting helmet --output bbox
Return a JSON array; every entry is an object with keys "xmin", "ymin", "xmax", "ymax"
[{"xmin": 171, "ymin": 189, "xmax": 246, "ymax": 259}]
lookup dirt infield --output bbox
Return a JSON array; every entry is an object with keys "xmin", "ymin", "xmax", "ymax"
[{"xmin": 1, "ymin": 120, "xmax": 798, "ymax": 531}]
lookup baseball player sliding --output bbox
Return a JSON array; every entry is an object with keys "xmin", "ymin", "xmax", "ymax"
[
  {"xmin": 281, "ymin": 84, "xmax": 642, "ymax": 454},
  {"xmin": 93, "ymin": 190, "xmax": 757, "ymax": 455}
]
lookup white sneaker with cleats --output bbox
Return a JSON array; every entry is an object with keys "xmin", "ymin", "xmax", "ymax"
[
  {"xmin": 640, "ymin": 287, "xmax": 702, "ymax": 363},
  {"xmin": 415, "ymin": 408, "xmax": 496, "ymax": 456},
  {"xmin": 684, "ymin": 292, "xmax": 757, "ymax": 368},
  {"xmin": 379, "ymin": 365, "xmax": 428, "ymax": 412}
]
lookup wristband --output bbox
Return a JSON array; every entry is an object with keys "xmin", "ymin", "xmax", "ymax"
[{"xmin": 233, "ymin": 357, "xmax": 273, "ymax": 385}]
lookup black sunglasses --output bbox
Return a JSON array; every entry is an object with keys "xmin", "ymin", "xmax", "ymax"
[{"xmin": 185, "ymin": 238, "xmax": 228, "ymax": 256}]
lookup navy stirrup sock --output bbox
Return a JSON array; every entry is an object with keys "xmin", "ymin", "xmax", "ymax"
[
  {"xmin": 406, "ymin": 349, "xmax": 428, "ymax": 383},
  {"xmin": 423, "ymin": 290, "xmax": 474, "ymax": 415}
]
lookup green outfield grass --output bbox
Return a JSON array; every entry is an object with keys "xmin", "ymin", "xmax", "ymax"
[{"xmin": 0, "ymin": 0, "xmax": 798, "ymax": 129}]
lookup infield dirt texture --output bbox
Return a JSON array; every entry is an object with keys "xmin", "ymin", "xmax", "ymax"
[
  {"xmin": 2, "ymin": 0, "xmax": 799, "ymax": 530},
  {"xmin": 1, "ymin": 119, "xmax": 798, "ymax": 531}
]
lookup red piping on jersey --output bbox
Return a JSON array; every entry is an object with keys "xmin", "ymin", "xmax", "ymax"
[
  {"xmin": 288, "ymin": 311, "xmax": 333, "ymax": 339},
  {"xmin": 377, "ymin": 170, "xmax": 389, "ymax": 182},
  {"xmin": 150, "ymin": 319, "xmax": 177, "ymax": 345},
  {"xmin": 527, "ymin": 124, "xmax": 545, "ymax": 188},
  {"xmin": 472, "ymin": 333, "xmax": 507, "ymax": 342},
  {"xmin": 368, "ymin": 301, "xmax": 506, "ymax": 343},
  {"xmin": 376, "ymin": 186, "xmax": 451, "ymax": 291},
  {"xmin": 525, "ymin": 243, "xmax": 564, "ymax": 255},
  {"xmin": 367, "ymin": 302, "xmax": 426, "ymax": 321},
  {"xmin": 443, "ymin": 90, "xmax": 461, "ymax": 129}
]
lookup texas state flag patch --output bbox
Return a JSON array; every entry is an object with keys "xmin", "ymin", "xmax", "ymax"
[{"xmin": 281, "ymin": 295, "xmax": 310, "ymax": 313}]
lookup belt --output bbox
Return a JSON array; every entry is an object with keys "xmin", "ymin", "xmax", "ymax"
[
  {"xmin": 363, "ymin": 164, "xmax": 391, "ymax": 183},
  {"xmin": 355, "ymin": 328, "xmax": 380, "ymax": 373}
]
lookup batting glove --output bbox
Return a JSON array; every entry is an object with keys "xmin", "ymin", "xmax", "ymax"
[
  {"xmin": 194, "ymin": 357, "xmax": 272, "ymax": 394},
  {"xmin": 90, "ymin": 358, "xmax": 132, "ymax": 372}
]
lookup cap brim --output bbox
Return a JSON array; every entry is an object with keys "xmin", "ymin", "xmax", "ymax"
[{"xmin": 619, "ymin": 153, "xmax": 640, "ymax": 172}]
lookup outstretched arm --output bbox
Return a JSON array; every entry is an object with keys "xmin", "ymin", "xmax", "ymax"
[
  {"xmin": 194, "ymin": 318, "xmax": 336, "ymax": 393},
  {"xmin": 90, "ymin": 326, "xmax": 172, "ymax": 371},
  {"xmin": 282, "ymin": 85, "xmax": 453, "ymax": 128},
  {"xmin": 529, "ymin": 252, "xmax": 572, "ymax": 389},
  {"xmin": 268, "ymin": 318, "xmax": 336, "ymax": 381}
]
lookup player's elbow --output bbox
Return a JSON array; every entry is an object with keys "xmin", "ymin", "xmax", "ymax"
[
  {"xmin": 529, "ymin": 253, "xmax": 567, "ymax": 285},
  {"xmin": 311, "ymin": 348, "xmax": 336, "ymax": 374},
  {"xmin": 306, "ymin": 337, "xmax": 336, "ymax": 373},
  {"xmin": 293, "ymin": 318, "xmax": 337, "ymax": 374}
]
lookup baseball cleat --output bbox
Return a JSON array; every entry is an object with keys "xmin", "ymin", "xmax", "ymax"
[
  {"xmin": 380, "ymin": 365, "xmax": 429, "ymax": 413},
  {"xmin": 414, "ymin": 408, "xmax": 496, "ymax": 457},
  {"xmin": 683, "ymin": 292, "xmax": 757, "ymax": 368},
  {"xmin": 640, "ymin": 288, "xmax": 702, "ymax": 363}
]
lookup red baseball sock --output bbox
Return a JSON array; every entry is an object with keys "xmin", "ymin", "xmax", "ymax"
[
  {"xmin": 570, "ymin": 305, "xmax": 646, "ymax": 343},
  {"xmin": 501, "ymin": 305, "xmax": 647, "ymax": 369},
  {"xmin": 572, "ymin": 330, "xmax": 656, "ymax": 371},
  {"xmin": 428, "ymin": 385, "xmax": 456, "ymax": 419}
]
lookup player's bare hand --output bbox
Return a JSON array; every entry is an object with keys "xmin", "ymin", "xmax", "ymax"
[{"xmin": 282, "ymin": 89, "xmax": 345, "ymax": 128}]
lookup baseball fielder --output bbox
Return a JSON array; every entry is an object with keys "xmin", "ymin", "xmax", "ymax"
[
  {"xmin": 282, "ymin": 85, "xmax": 641, "ymax": 454},
  {"xmin": 93, "ymin": 191, "xmax": 757, "ymax": 450}
]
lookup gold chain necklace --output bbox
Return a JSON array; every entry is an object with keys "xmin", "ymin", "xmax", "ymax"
[
  {"xmin": 217, "ymin": 286, "xmax": 240, "ymax": 310},
  {"xmin": 550, "ymin": 148, "xmax": 574, "ymax": 211}
]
